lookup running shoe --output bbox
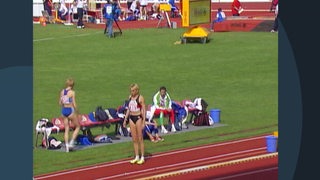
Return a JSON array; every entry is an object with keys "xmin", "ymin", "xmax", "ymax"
[
  {"xmin": 161, "ymin": 127, "xmax": 168, "ymax": 134},
  {"xmin": 137, "ymin": 158, "xmax": 145, "ymax": 165},
  {"xmin": 151, "ymin": 137, "xmax": 158, "ymax": 143},
  {"xmin": 68, "ymin": 140, "xmax": 75, "ymax": 148},
  {"xmin": 156, "ymin": 137, "xmax": 164, "ymax": 142},
  {"xmin": 130, "ymin": 158, "xmax": 139, "ymax": 164},
  {"xmin": 171, "ymin": 125, "xmax": 176, "ymax": 132},
  {"xmin": 65, "ymin": 144, "xmax": 69, "ymax": 152}
]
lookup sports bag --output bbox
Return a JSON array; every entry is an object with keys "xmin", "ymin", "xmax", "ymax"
[
  {"xmin": 95, "ymin": 106, "xmax": 108, "ymax": 121},
  {"xmin": 41, "ymin": 136, "xmax": 62, "ymax": 149},
  {"xmin": 118, "ymin": 125, "xmax": 129, "ymax": 136},
  {"xmin": 193, "ymin": 112, "xmax": 210, "ymax": 126}
]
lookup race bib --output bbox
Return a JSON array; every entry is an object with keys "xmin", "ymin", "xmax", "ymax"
[{"xmin": 106, "ymin": 6, "xmax": 112, "ymax": 14}]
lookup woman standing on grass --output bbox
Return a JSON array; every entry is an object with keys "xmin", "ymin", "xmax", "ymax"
[
  {"xmin": 59, "ymin": 77, "xmax": 80, "ymax": 152},
  {"xmin": 123, "ymin": 83, "xmax": 146, "ymax": 164}
]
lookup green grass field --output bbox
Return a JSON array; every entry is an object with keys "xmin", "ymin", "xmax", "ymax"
[{"xmin": 33, "ymin": 24, "xmax": 278, "ymax": 176}]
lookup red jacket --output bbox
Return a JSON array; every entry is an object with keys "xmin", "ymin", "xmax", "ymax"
[{"xmin": 231, "ymin": 0, "xmax": 241, "ymax": 15}]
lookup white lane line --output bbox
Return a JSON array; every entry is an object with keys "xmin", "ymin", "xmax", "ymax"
[
  {"xmin": 95, "ymin": 147, "xmax": 267, "ymax": 180},
  {"xmin": 211, "ymin": 166, "xmax": 278, "ymax": 180},
  {"xmin": 135, "ymin": 153, "xmax": 278, "ymax": 180},
  {"xmin": 34, "ymin": 135, "xmax": 267, "ymax": 179}
]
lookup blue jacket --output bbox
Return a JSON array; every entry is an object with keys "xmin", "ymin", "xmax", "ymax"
[
  {"xmin": 103, "ymin": 4, "xmax": 114, "ymax": 19},
  {"xmin": 216, "ymin": 11, "xmax": 225, "ymax": 22}
]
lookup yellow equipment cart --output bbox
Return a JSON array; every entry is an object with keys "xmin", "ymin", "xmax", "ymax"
[{"xmin": 181, "ymin": 26, "xmax": 210, "ymax": 44}]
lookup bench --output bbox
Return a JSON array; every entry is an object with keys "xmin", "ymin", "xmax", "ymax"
[
  {"xmin": 34, "ymin": 113, "xmax": 122, "ymax": 148},
  {"xmin": 51, "ymin": 113, "xmax": 122, "ymax": 135}
]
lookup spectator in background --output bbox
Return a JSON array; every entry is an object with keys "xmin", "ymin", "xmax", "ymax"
[
  {"xmin": 127, "ymin": 0, "xmax": 140, "ymax": 20},
  {"xmin": 152, "ymin": 2, "xmax": 160, "ymax": 14},
  {"xmin": 149, "ymin": 86, "xmax": 176, "ymax": 134},
  {"xmin": 127, "ymin": 0, "xmax": 134, "ymax": 11},
  {"xmin": 113, "ymin": 0, "xmax": 125, "ymax": 21},
  {"xmin": 139, "ymin": 0, "xmax": 148, "ymax": 20},
  {"xmin": 150, "ymin": 2, "xmax": 162, "ymax": 20},
  {"xmin": 271, "ymin": 3, "xmax": 278, "ymax": 33},
  {"xmin": 123, "ymin": 83, "xmax": 146, "ymax": 165},
  {"xmin": 231, "ymin": 0, "xmax": 243, "ymax": 16},
  {"xmin": 76, "ymin": 0, "xmax": 86, "ymax": 28},
  {"xmin": 122, "ymin": 0, "xmax": 134, "ymax": 20},
  {"xmin": 269, "ymin": 0, "xmax": 278, "ymax": 12},
  {"xmin": 70, "ymin": 0, "xmax": 78, "ymax": 22},
  {"xmin": 58, "ymin": 0, "xmax": 68, "ymax": 21},
  {"xmin": 210, "ymin": 8, "xmax": 226, "ymax": 32},
  {"xmin": 168, "ymin": 0, "xmax": 179, "ymax": 18},
  {"xmin": 59, "ymin": 78, "xmax": 80, "ymax": 152},
  {"xmin": 43, "ymin": 0, "xmax": 53, "ymax": 16}
]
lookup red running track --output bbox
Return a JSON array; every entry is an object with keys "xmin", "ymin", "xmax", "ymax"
[{"xmin": 34, "ymin": 135, "xmax": 278, "ymax": 180}]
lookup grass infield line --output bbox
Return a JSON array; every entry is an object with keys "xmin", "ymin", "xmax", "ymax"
[{"xmin": 33, "ymin": 32, "xmax": 102, "ymax": 42}]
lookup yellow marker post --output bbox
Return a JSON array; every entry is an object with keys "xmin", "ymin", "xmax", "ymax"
[{"xmin": 157, "ymin": 3, "xmax": 172, "ymax": 28}]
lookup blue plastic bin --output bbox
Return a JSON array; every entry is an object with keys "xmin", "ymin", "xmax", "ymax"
[
  {"xmin": 210, "ymin": 109, "xmax": 221, "ymax": 123},
  {"xmin": 265, "ymin": 135, "xmax": 278, "ymax": 153}
]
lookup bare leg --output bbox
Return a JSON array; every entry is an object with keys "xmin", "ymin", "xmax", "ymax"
[
  {"xmin": 129, "ymin": 120, "xmax": 139, "ymax": 158},
  {"xmin": 63, "ymin": 116, "xmax": 70, "ymax": 152},
  {"xmin": 136, "ymin": 119, "xmax": 145, "ymax": 164},
  {"xmin": 69, "ymin": 113, "xmax": 80, "ymax": 141},
  {"xmin": 136, "ymin": 120, "xmax": 145, "ymax": 156}
]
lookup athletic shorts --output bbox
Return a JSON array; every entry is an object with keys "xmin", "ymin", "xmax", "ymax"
[
  {"xmin": 129, "ymin": 115, "xmax": 142, "ymax": 124},
  {"xmin": 62, "ymin": 107, "xmax": 74, "ymax": 117}
]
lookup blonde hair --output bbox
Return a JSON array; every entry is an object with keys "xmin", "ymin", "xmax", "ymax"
[
  {"xmin": 130, "ymin": 83, "xmax": 139, "ymax": 92},
  {"xmin": 65, "ymin": 78, "xmax": 75, "ymax": 89}
]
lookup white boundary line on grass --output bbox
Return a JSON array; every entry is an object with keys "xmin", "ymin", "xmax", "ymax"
[
  {"xmin": 33, "ymin": 32, "xmax": 102, "ymax": 42},
  {"xmin": 34, "ymin": 135, "xmax": 268, "ymax": 179},
  {"xmin": 33, "ymin": 37, "xmax": 55, "ymax": 42}
]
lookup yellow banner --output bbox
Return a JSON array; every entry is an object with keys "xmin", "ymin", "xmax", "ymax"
[{"xmin": 182, "ymin": 0, "xmax": 211, "ymax": 27}]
